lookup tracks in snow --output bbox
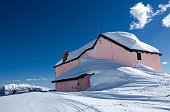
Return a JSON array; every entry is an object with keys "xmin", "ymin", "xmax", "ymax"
[{"xmin": 0, "ymin": 92, "xmax": 102, "ymax": 112}]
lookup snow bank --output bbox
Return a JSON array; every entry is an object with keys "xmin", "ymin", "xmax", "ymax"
[
  {"xmin": 135, "ymin": 63, "xmax": 155, "ymax": 72},
  {"xmin": 0, "ymin": 84, "xmax": 50, "ymax": 96},
  {"xmin": 89, "ymin": 61, "xmax": 156, "ymax": 91},
  {"xmin": 55, "ymin": 57, "xmax": 164, "ymax": 91},
  {"xmin": 54, "ymin": 57, "xmax": 126, "ymax": 82},
  {"xmin": 55, "ymin": 57, "xmax": 146, "ymax": 90}
]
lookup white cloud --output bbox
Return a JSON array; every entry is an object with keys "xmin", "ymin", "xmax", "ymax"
[
  {"xmin": 26, "ymin": 77, "xmax": 49, "ymax": 81},
  {"xmin": 130, "ymin": 2, "xmax": 153, "ymax": 30},
  {"xmin": 7, "ymin": 80, "xmax": 20, "ymax": 83},
  {"xmin": 162, "ymin": 62, "xmax": 168, "ymax": 65},
  {"xmin": 130, "ymin": 1, "xmax": 170, "ymax": 30},
  {"xmin": 162, "ymin": 14, "xmax": 170, "ymax": 27},
  {"xmin": 153, "ymin": 1, "xmax": 170, "ymax": 16},
  {"xmin": 26, "ymin": 79, "xmax": 37, "ymax": 81}
]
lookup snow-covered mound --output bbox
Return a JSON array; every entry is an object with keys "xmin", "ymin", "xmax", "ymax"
[
  {"xmin": 55, "ymin": 31, "xmax": 159, "ymax": 66},
  {"xmin": 54, "ymin": 57, "xmax": 126, "ymax": 82},
  {"xmin": 135, "ymin": 63, "xmax": 155, "ymax": 72},
  {"xmin": 54, "ymin": 57, "xmax": 163, "ymax": 91},
  {"xmin": 0, "ymin": 84, "xmax": 50, "ymax": 96}
]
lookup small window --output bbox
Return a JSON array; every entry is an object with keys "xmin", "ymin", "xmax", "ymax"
[{"xmin": 137, "ymin": 52, "xmax": 142, "ymax": 60}]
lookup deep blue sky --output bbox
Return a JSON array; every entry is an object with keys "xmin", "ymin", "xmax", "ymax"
[{"xmin": 0, "ymin": 0, "xmax": 170, "ymax": 85}]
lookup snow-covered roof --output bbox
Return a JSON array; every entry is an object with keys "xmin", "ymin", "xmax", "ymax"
[
  {"xmin": 54, "ymin": 31, "xmax": 160, "ymax": 67},
  {"xmin": 102, "ymin": 32, "xmax": 159, "ymax": 53},
  {"xmin": 55, "ymin": 39, "xmax": 96, "ymax": 66}
]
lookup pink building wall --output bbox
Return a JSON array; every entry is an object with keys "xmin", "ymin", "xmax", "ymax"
[
  {"xmin": 56, "ymin": 75, "xmax": 92, "ymax": 92},
  {"xmin": 55, "ymin": 60, "xmax": 79, "ymax": 76},
  {"xmin": 88, "ymin": 37, "xmax": 161, "ymax": 71},
  {"xmin": 56, "ymin": 80, "xmax": 78, "ymax": 92}
]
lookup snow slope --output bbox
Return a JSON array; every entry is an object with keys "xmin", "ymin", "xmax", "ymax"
[
  {"xmin": 0, "ymin": 92, "xmax": 101, "ymax": 112},
  {"xmin": 54, "ymin": 57, "xmax": 159, "ymax": 91},
  {"xmin": 0, "ymin": 84, "xmax": 50, "ymax": 96},
  {"xmin": 1, "ymin": 59, "xmax": 170, "ymax": 112},
  {"xmin": 55, "ymin": 57, "xmax": 125, "ymax": 82}
]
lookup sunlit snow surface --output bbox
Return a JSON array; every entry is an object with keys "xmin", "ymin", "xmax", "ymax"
[{"xmin": 1, "ymin": 58, "xmax": 170, "ymax": 112}]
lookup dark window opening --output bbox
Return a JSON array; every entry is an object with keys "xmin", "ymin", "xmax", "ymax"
[
  {"xmin": 77, "ymin": 82, "xmax": 80, "ymax": 85},
  {"xmin": 137, "ymin": 53, "xmax": 142, "ymax": 60}
]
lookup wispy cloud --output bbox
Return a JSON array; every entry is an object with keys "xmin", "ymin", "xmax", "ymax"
[
  {"xmin": 130, "ymin": 1, "xmax": 170, "ymax": 30},
  {"xmin": 153, "ymin": 1, "xmax": 170, "ymax": 16},
  {"xmin": 162, "ymin": 62, "xmax": 168, "ymax": 65},
  {"xmin": 162, "ymin": 14, "xmax": 170, "ymax": 27},
  {"xmin": 26, "ymin": 77, "xmax": 49, "ymax": 81},
  {"xmin": 26, "ymin": 79, "xmax": 37, "ymax": 81},
  {"xmin": 7, "ymin": 80, "xmax": 20, "ymax": 83}
]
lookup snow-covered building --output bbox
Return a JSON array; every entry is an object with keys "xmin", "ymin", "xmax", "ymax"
[{"xmin": 52, "ymin": 32, "xmax": 162, "ymax": 92}]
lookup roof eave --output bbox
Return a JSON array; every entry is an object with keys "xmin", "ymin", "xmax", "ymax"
[{"xmin": 51, "ymin": 73, "xmax": 94, "ymax": 83}]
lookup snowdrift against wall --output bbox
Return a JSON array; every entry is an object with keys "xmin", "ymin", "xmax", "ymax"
[{"xmin": 53, "ymin": 57, "xmax": 162, "ymax": 91}]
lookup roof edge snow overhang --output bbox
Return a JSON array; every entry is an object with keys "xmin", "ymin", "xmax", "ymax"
[
  {"xmin": 51, "ymin": 73, "xmax": 94, "ymax": 83},
  {"xmin": 53, "ymin": 34, "xmax": 162, "ymax": 68}
]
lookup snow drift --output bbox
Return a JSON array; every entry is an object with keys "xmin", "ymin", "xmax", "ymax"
[{"xmin": 54, "ymin": 57, "xmax": 162, "ymax": 91}]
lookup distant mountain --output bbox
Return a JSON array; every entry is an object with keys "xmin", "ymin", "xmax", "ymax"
[{"xmin": 0, "ymin": 84, "xmax": 50, "ymax": 96}]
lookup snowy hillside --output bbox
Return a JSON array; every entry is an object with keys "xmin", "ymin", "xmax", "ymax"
[
  {"xmin": 0, "ymin": 84, "xmax": 50, "ymax": 96},
  {"xmin": 0, "ymin": 58, "xmax": 170, "ymax": 112}
]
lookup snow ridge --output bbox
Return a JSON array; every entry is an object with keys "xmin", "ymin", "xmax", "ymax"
[{"xmin": 0, "ymin": 84, "xmax": 50, "ymax": 96}]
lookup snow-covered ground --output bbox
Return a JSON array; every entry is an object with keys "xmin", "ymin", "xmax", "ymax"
[
  {"xmin": 0, "ymin": 58, "xmax": 170, "ymax": 112},
  {"xmin": 55, "ymin": 65, "xmax": 170, "ymax": 112}
]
